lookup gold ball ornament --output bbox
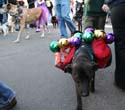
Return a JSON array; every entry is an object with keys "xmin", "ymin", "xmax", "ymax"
[
  {"xmin": 94, "ymin": 30, "xmax": 106, "ymax": 39},
  {"xmin": 58, "ymin": 38, "xmax": 69, "ymax": 48}
]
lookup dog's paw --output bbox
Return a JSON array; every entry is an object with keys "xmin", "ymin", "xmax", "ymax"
[
  {"xmin": 90, "ymin": 87, "xmax": 95, "ymax": 93},
  {"xmin": 64, "ymin": 64, "xmax": 72, "ymax": 73},
  {"xmin": 40, "ymin": 33, "xmax": 45, "ymax": 38},
  {"xmin": 13, "ymin": 39, "xmax": 20, "ymax": 43},
  {"xmin": 76, "ymin": 105, "xmax": 82, "ymax": 110},
  {"xmin": 25, "ymin": 35, "xmax": 30, "ymax": 40},
  {"xmin": 3, "ymin": 34, "xmax": 7, "ymax": 36}
]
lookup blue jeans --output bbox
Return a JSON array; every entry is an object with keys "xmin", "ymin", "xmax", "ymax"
[
  {"xmin": 55, "ymin": 0, "xmax": 75, "ymax": 38},
  {"xmin": 2, "ymin": 12, "xmax": 8, "ymax": 24},
  {"xmin": 0, "ymin": 82, "xmax": 16, "ymax": 106}
]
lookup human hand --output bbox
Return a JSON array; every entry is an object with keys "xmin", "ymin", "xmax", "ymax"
[{"xmin": 102, "ymin": 4, "xmax": 110, "ymax": 12}]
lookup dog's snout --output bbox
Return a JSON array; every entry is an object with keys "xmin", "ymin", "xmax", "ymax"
[
  {"xmin": 81, "ymin": 90, "xmax": 89, "ymax": 97},
  {"xmin": 81, "ymin": 80, "xmax": 90, "ymax": 97}
]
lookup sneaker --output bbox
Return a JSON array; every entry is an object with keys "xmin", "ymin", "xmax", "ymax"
[
  {"xmin": 36, "ymin": 28, "xmax": 41, "ymax": 32},
  {"xmin": 0, "ymin": 97, "xmax": 17, "ymax": 110}
]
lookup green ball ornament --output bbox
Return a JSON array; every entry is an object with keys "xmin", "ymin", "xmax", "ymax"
[
  {"xmin": 73, "ymin": 32, "xmax": 82, "ymax": 40},
  {"xmin": 49, "ymin": 41, "xmax": 59, "ymax": 53},
  {"xmin": 82, "ymin": 32, "xmax": 94, "ymax": 43}
]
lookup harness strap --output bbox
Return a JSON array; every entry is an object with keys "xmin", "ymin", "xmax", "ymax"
[{"xmin": 74, "ymin": 44, "xmax": 94, "ymax": 61}]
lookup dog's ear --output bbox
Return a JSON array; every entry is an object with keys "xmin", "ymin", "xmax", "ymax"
[
  {"xmin": 64, "ymin": 64, "xmax": 72, "ymax": 74},
  {"xmin": 91, "ymin": 61, "xmax": 98, "ymax": 71},
  {"xmin": 6, "ymin": 3, "xmax": 12, "ymax": 11}
]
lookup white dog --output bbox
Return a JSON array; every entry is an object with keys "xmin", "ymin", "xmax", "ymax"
[
  {"xmin": 7, "ymin": 13, "xmax": 16, "ymax": 33},
  {"xmin": 0, "ymin": 22, "xmax": 9, "ymax": 36}
]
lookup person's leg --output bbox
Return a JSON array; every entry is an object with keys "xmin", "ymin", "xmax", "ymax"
[
  {"xmin": 2, "ymin": 13, "xmax": 8, "ymax": 24},
  {"xmin": 83, "ymin": 16, "xmax": 95, "ymax": 31},
  {"xmin": 56, "ymin": 4, "xmax": 68, "ymax": 37},
  {"xmin": 111, "ymin": 5, "xmax": 125, "ymax": 89},
  {"xmin": 97, "ymin": 16, "xmax": 106, "ymax": 30},
  {"xmin": 36, "ymin": 20, "xmax": 41, "ymax": 32},
  {"xmin": 61, "ymin": 0, "xmax": 76, "ymax": 35},
  {"xmin": 0, "ymin": 82, "xmax": 16, "ymax": 106},
  {"xmin": 0, "ymin": 14, "xmax": 3, "ymax": 24}
]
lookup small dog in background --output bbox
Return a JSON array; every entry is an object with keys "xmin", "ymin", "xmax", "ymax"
[
  {"xmin": 51, "ymin": 16, "xmax": 58, "ymax": 28},
  {"xmin": 73, "ymin": 3, "xmax": 84, "ymax": 31},
  {"xmin": 0, "ymin": 22, "xmax": 9, "ymax": 36},
  {"xmin": 7, "ymin": 13, "xmax": 16, "ymax": 33}
]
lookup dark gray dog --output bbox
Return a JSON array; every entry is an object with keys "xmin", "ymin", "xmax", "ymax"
[{"xmin": 64, "ymin": 44, "xmax": 98, "ymax": 110}]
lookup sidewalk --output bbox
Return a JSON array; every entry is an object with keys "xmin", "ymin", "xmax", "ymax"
[{"xmin": 105, "ymin": 23, "xmax": 112, "ymax": 28}]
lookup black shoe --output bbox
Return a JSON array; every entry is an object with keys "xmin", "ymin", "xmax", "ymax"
[
  {"xmin": 0, "ymin": 97, "xmax": 17, "ymax": 110},
  {"xmin": 114, "ymin": 81, "xmax": 125, "ymax": 91}
]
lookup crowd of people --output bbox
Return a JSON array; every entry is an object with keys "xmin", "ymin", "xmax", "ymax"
[{"xmin": 0, "ymin": 0, "xmax": 125, "ymax": 109}]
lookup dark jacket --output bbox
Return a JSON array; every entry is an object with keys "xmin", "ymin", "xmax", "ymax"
[
  {"xmin": 106, "ymin": 0, "xmax": 125, "ymax": 8},
  {"xmin": 8, "ymin": 0, "xmax": 17, "ymax": 5},
  {"xmin": 84, "ymin": 0, "xmax": 107, "ymax": 16}
]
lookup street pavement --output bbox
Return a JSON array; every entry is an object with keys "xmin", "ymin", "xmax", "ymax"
[{"xmin": 0, "ymin": 24, "xmax": 125, "ymax": 110}]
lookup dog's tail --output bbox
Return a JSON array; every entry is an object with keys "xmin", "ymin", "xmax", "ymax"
[{"xmin": 38, "ymin": 5, "xmax": 50, "ymax": 24}]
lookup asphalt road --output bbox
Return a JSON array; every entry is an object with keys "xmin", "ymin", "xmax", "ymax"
[{"xmin": 0, "ymin": 24, "xmax": 125, "ymax": 110}]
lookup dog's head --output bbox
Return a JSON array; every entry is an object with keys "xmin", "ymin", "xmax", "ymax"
[
  {"xmin": 3, "ymin": 3, "xmax": 18, "ymax": 16},
  {"xmin": 51, "ymin": 16, "xmax": 58, "ymax": 23}
]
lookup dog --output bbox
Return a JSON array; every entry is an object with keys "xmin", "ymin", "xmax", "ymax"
[
  {"xmin": 64, "ymin": 43, "xmax": 98, "ymax": 110},
  {"xmin": 7, "ymin": 13, "xmax": 16, "ymax": 33},
  {"xmin": 4, "ymin": 3, "xmax": 49, "ymax": 43},
  {"xmin": 51, "ymin": 16, "xmax": 58, "ymax": 28},
  {"xmin": 73, "ymin": 3, "xmax": 84, "ymax": 32},
  {"xmin": 0, "ymin": 22, "xmax": 9, "ymax": 36}
]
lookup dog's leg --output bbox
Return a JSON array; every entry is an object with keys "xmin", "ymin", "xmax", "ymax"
[
  {"xmin": 25, "ymin": 26, "xmax": 30, "ymax": 40},
  {"xmin": 25, "ymin": 32, "xmax": 30, "ymax": 39},
  {"xmin": 90, "ymin": 72, "xmax": 95, "ymax": 93},
  {"xmin": 13, "ymin": 25, "xmax": 25, "ymax": 43},
  {"xmin": 11, "ymin": 23, "xmax": 15, "ymax": 33},
  {"xmin": 41, "ymin": 29, "xmax": 45, "ymax": 38},
  {"xmin": 40, "ymin": 25, "xmax": 45, "ymax": 38},
  {"xmin": 80, "ymin": 21, "xmax": 82, "ymax": 32},
  {"xmin": 3, "ymin": 30, "xmax": 7, "ymax": 36},
  {"xmin": 75, "ymin": 83, "xmax": 82, "ymax": 110},
  {"xmin": 11, "ymin": 26, "xmax": 14, "ymax": 33},
  {"xmin": 6, "ymin": 27, "xmax": 9, "ymax": 36},
  {"xmin": 53, "ymin": 23, "xmax": 55, "ymax": 28}
]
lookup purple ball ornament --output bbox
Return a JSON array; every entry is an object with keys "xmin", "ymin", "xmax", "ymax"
[
  {"xmin": 70, "ymin": 36, "xmax": 81, "ymax": 46},
  {"xmin": 105, "ymin": 32, "xmax": 115, "ymax": 44},
  {"xmin": 84, "ymin": 27, "xmax": 94, "ymax": 33}
]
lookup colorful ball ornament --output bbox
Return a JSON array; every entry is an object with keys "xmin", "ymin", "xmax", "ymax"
[
  {"xmin": 84, "ymin": 27, "xmax": 94, "ymax": 33},
  {"xmin": 73, "ymin": 32, "xmax": 82, "ymax": 40},
  {"xmin": 105, "ymin": 32, "xmax": 115, "ymax": 44},
  {"xmin": 94, "ymin": 30, "xmax": 106, "ymax": 39},
  {"xmin": 58, "ymin": 38, "xmax": 69, "ymax": 48},
  {"xmin": 49, "ymin": 41, "xmax": 59, "ymax": 53},
  {"xmin": 70, "ymin": 36, "xmax": 81, "ymax": 46},
  {"xmin": 82, "ymin": 32, "xmax": 95, "ymax": 43}
]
